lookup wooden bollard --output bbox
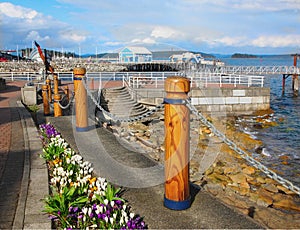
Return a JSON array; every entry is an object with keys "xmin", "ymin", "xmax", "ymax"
[
  {"xmin": 74, "ymin": 68, "xmax": 86, "ymax": 95},
  {"xmin": 53, "ymin": 94, "xmax": 62, "ymax": 117},
  {"xmin": 164, "ymin": 76, "xmax": 191, "ymax": 210},
  {"xmin": 46, "ymin": 79, "xmax": 52, "ymax": 102},
  {"xmin": 53, "ymin": 75, "xmax": 59, "ymax": 95},
  {"xmin": 64, "ymin": 85, "xmax": 69, "ymax": 101},
  {"xmin": 73, "ymin": 68, "xmax": 88, "ymax": 132},
  {"xmin": 42, "ymin": 84, "xmax": 50, "ymax": 116}
]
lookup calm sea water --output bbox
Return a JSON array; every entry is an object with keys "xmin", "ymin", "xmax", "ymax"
[{"xmin": 220, "ymin": 56, "xmax": 300, "ymax": 185}]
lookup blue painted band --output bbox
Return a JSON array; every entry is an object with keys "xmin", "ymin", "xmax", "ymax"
[
  {"xmin": 76, "ymin": 126, "xmax": 89, "ymax": 132},
  {"xmin": 44, "ymin": 113, "xmax": 51, "ymax": 116},
  {"xmin": 164, "ymin": 195, "xmax": 191, "ymax": 210},
  {"xmin": 73, "ymin": 77, "xmax": 83, "ymax": 81},
  {"xmin": 163, "ymin": 98, "xmax": 185, "ymax": 105}
]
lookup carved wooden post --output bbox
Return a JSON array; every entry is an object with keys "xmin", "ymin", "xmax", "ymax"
[
  {"xmin": 53, "ymin": 94, "xmax": 62, "ymax": 117},
  {"xmin": 164, "ymin": 76, "xmax": 191, "ymax": 210},
  {"xmin": 46, "ymin": 79, "xmax": 52, "ymax": 102},
  {"xmin": 42, "ymin": 84, "xmax": 50, "ymax": 116},
  {"xmin": 64, "ymin": 85, "xmax": 69, "ymax": 101},
  {"xmin": 73, "ymin": 67, "xmax": 88, "ymax": 132},
  {"xmin": 53, "ymin": 74, "xmax": 59, "ymax": 95}
]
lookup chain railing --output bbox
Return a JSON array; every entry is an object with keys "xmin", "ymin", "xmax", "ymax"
[
  {"xmin": 57, "ymin": 92, "xmax": 75, "ymax": 110},
  {"xmin": 82, "ymin": 76, "xmax": 300, "ymax": 196},
  {"xmin": 184, "ymin": 99, "xmax": 300, "ymax": 196}
]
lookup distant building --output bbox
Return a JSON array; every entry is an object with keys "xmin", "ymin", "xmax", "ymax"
[
  {"xmin": 119, "ymin": 46, "xmax": 152, "ymax": 63},
  {"xmin": 169, "ymin": 52, "xmax": 203, "ymax": 63},
  {"xmin": 29, "ymin": 49, "xmax": 43, "ymax": 62}
]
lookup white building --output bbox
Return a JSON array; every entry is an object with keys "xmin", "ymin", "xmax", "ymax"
[{"xmin": 119, "ymin": 46, "xmax": 152, "ymax": 63}]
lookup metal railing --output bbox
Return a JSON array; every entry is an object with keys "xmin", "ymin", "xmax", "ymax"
[
  {"xmin": 199, "ymin": 65, "xmax": 300, "ymax": 75},
  {"xmin": 0, "ymin": 71, "xmax": 265, "ymax": 88}
]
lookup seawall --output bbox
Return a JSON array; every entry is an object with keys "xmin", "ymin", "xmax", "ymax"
[{"xmin": 135, "ymin": 87, "xmax": 270, "ymax": 115}]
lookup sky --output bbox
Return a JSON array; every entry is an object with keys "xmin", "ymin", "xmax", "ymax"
[{"xmin": 1, "ymin": 0, "xmax": 300, "ymax": 55}]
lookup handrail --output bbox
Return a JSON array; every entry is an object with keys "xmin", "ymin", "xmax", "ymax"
[{"xmin": 0, "ymin": 71, "xmax": 264, "ymax": 88}]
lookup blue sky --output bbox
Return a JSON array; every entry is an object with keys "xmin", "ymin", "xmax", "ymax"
[{"xmin": 1, "ymin": 0, "xmax": 300, "ymax": 55}]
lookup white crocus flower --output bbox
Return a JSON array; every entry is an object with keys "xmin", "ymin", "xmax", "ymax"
[{"xmin": 104, "ymin": 199, "xmax": 109, "ymax": 205}]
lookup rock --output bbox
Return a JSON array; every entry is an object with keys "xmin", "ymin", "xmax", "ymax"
[
  {"xmin": 276, "ymin": 185, "xmax": 296, "ymax": 195},
  {"xmin": 242, "ymin": 166, "xmax": 256, "ymax": 175},
  {"xmin": 223, "ymin": 166, "xmax": 236, "ymax": 174},
  {"xmin": 203, "ymin": 183, "xmax": 224, "ymax": 196},
  {"xmin": 262, "ymin": 183, "xmax": 278, "ymax": 193},
  {"xmin": 254, "ymin": 207, "xmax": 300, "ymax": 229},
  {"xmin": 207, "ymin": 172, "xmax": 230, "ymax": 184},
  {"xmin": 229, "ymin": 173, "xmax": 247, "ymax": 184},
  {"xmin": 256, "ymin": 188, "xmax": 273, "ymax": 207},
  {"xmin": 273, "ymin": 198, "xmax": 300, "ymax": 212},
  {"xmin": 256, "ymin": 176, "xmax": 266, "ymax": 184}
]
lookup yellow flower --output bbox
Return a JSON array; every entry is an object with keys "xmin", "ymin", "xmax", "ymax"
[
  {"xmin": 53, "ymin": 158, "xmax": 60, "ymax": 165},
  {"xmin": 89, "ymin": 177, "xmax": 97, "ymax": 184}
]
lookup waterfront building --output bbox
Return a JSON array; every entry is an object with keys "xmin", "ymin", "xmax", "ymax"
[{"xmin": 119, "ymin": 46, "xmax": 152, "ymax": 63}]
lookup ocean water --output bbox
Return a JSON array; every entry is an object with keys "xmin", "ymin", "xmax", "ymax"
[{"xmin": 220, "ymin": 56, "xmax": 300, "ymax": 185}]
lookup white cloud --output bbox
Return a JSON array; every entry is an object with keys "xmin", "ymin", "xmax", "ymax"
[
  {"xmin": 26, "ymin": 31, "xmax": 50, "ymax": 42},
  {"xmin": 60, "ymin": 30, "xmax": 87, "ymax": 43},
  {"xmin": 131, "ymin": 38, "xmax": 156, "ymax": 44},
  {"xmin": 211, "ymin": 36, "xmax": 248, "ymax": 47},
  {"xmin": 0, "ymin": 2, "xmax": 38, "ymax": 19},
  {"xmin": 252, "ymin": 35, "xmax": 300, "ymax": 47},
  {"xmin": 151, "ymin": 26, "xmax": 178, "ymax": 39}
]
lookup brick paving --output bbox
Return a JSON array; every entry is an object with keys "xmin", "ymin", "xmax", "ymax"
[{"xmin": 0, "ymin": 81, "xmax": 26, "ymax": 229}]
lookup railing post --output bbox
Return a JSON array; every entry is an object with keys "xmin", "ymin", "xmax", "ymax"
[
  {"xmin": 53, "ymin": 75, "xmax": 59, "ymax": 95},
  {"xmin": 53, "ymin": 94, "xmax": 62, "ymax": 117},
  {"xmin": 42, "ymin": 84, "xmax": 50, "ymax": 116},
  {"xmin": 164, "ymin": 76, "xmax": 191, "ymax": 210},
  {"xmin": 64, "ymin": 85, "xmax": 69, "ymax": 101},
  {"xmin": 73, "ymin": 67, "xmax": 88, "ymax": 132},
  {"xmin": 46, "ymin": 79, "xmax": 52, "ymax": 103}
]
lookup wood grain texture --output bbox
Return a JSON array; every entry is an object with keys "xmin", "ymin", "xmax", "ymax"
[
  {"xmin": 46, "ymin": 79, "xmax": 52, "ymax": 103},
  {"xmin": 42, "ymin": 85, "xmax": 50, "ymax": 115},
  {"xmin": 164, "ymin": 76, "xmax": 190, "ymax": 202},
  {"xmin": 75, "ymin": 80, "xmax": 88, "ymax": 128},
  {"xmin": 53, "ymin": 94, "xmax": 62, "ymax": 117}
]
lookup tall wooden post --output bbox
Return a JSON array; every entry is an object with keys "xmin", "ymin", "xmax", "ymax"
[
  {"xmin": 42, "ymin": 84, "xmax": 50, "ymax": 116},
  {"xmin": 53, "ymin": 94, "xmax": 62, "ymax": 117},
  {"xmin": 164, "ymin": 76, "xmax": 191, "ymax": 210},
  {"xmin": 64, "ymin": 85, "xmax": 69, "ymax": 101},
  {"xmin": 46, "ymin": 79, "xmax": 52, "ymax": 102},
  {"xmin": 73, "ymin": 68, "xmax": 88, "ymax": 132},
  {"xmin": 292, "ymin": 54, "xmax": 299, "ymax": 96},
  {"xmin": 53, "ymin": 75, "xmax": 59, "ymax": 95}
]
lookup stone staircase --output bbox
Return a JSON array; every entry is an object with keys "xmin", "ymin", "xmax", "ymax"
[{"xmin": 95, "ymin": 86, "xmax": 150, "ymax": 123}]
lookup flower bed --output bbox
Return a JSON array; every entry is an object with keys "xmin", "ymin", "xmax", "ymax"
[{"xmin": 39, "ymin": 123, "xmax": 146, "ymax": 229}]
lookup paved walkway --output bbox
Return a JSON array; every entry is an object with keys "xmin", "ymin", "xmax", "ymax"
[
  {"xmin": 0, "ymin": 81, "xmax": 50, "ymax": 229},
  {"xmin": 0, "ymin": 80, "xmax": 263, "ymax": 229},
  {"xmin": 48, "ymin": 114, "xmax": 264, "ymax": 229}
]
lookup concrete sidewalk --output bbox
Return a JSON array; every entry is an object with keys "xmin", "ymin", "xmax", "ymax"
[
  {"xmin": 0, "ymin": 81, "xmax": 50, "ymax": 229},
  {"xmin": 0, "ymin": 80, "xmax": 263, "ymax": 229},
  {"xmin": 48, "ymin": 115, "xmax": 263, "ymax": 229}
]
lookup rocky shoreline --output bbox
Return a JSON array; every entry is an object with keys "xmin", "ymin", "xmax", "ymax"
[
  {"xmin": 0, "ymin": 60, "xmax": 127, "ymax": 73},
  {"xmin": 105, "ymin": 111, "xmax": 300, "ymax": 229}
]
